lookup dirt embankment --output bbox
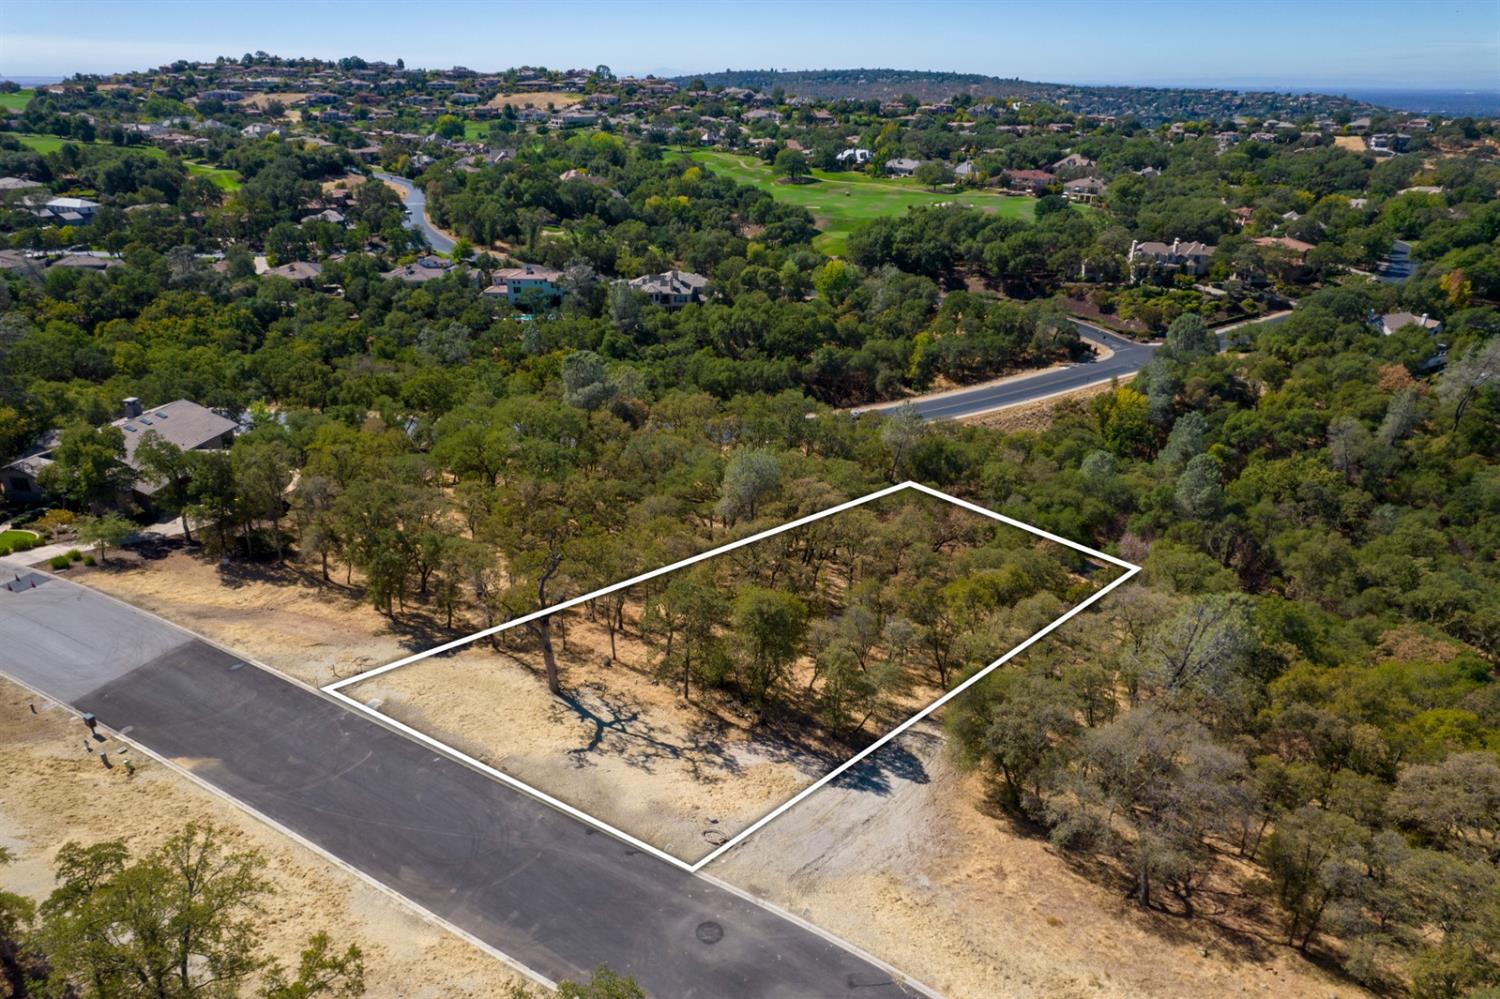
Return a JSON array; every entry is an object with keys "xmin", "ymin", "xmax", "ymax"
[
  {"xmin": 76, "ymin": 552, "xmax": 420, "ymax": 689},
  {"xmin": 714, "ymin": 728, "xmax": 1369, "ymax": 999},
  {"xmin": 0, "ymin": 683, "xmax": 529, "ymax": 998}
]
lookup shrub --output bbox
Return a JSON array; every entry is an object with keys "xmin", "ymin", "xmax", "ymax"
[
  {"xmin": 49, "ymin": 554, "xmax": 71, "ymax": 570},
  {"xmin": 82, "ymin": 555, "xmax": 96, "ymax": 566},
  {"xmin": 10, "ymin": 537, "xmax": 32, "ymax": 552},
  {"xmin": 68, "ymin": 549, "xmax": 82, "ymax": 562},
  {"xmin": 34, "ymin": 509, "xmax": 76, "ymax": 535}
]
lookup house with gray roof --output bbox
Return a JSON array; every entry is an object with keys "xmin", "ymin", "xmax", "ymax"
[
  {"xmin": 1129, "ymin": 238, "xmax": 1216, "ymax": 278},
  {"xmin": 2, "ymin": 399, "xmax": 237, "ymax": 505},
  {"xmin": 628, "ymin": 270, "xmax": 708, "ymax": 308}
]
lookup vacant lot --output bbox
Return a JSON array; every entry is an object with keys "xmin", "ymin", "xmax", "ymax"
[
  {"xmin": 61, "ymin": 548, "xmax": 1362, "ymax": 999},
  {"xmin": 241, "ymin": 91, "xmax": 307, "ymax": 110},
  {"xmin": 0, "ymin": 680, "xmax": 530, "ymax": 999},
  {"xmin": 486, "ymin": 91, "xmax": 583, "ymax": 110},
  {"xmin": 689, "ymin": 149, "xmax": 1040, "ymax": 254},
  {"xmin": 343, "ymin": 488, "xmax": 1117, "ymax": 863}
]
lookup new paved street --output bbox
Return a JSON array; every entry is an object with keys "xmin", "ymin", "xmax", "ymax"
[{"xmin": 0, "ymin": 570, "xmax": 925, "ymax": 997}]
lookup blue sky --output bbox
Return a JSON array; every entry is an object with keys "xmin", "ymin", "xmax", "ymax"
[{"xmin": 3, "ymin": 0, "xmax": 1497, "ymax": 90}]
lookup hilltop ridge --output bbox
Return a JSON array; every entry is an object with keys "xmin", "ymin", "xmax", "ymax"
[{"xmin": 671, "ymin": 67, "xmax": 1381, "ymax": 123}]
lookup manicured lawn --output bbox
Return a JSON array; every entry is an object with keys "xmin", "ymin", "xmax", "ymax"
[
  {"xmin": 0, "ymin": 529, "xmax": 40, "ymax": 551},
  {"xmin": 687, "ymin": 149, "xmax": 1042, "ymax": 255},
  {"xmin": 0, "ymin": 89, "xmax": 35, "ymax": 112},
  {"xmin": 12, "ymin": 132, "xmax": 74, "ymax": 154},
  {"xmin": 185, "ymin": 160, "xmax": 241, "ymax": 191},
  {"xmin": 12, "ymin": 132, "xmax": 167, "ymax": 158}
]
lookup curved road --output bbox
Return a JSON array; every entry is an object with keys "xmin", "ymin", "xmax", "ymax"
[
  {"xmin": 378, "ymin": 165, "xmax": 1292, "ymax": 424},
  {"xmin": 375, "ymin": 170, "xmax": 456, "ymax": 253},
  {"xmin": 884, "ymin": 312, "xmax": 1294, "ymax": 421},
  {"xmin": 899, "ymin": 323, "xmax": 1158, "ymax": 420}
]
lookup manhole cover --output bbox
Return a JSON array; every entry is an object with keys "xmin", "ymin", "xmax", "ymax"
[
  {"xmin": 702, "ymin": 829, "xmax": 727, "ymax": 846},
  {"xmin": 695, "ymin": 921, "xmax": 723, "ymax": 945}
]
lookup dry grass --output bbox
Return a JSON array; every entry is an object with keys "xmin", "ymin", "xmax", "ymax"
[
  {"xmin": 485, "ymin": 91, "xmax": 583, "ymax": 110},
  {"xmin": 240, "ymin": 92, "xmax": 306, "ymax": 111},
  {"xmin": 717, "ymin": 729, "xmax": 1371, "ymax": 999},
  {"xmin": 77, "ymin": 551, "xmax": 419, "ymax": 688},
  {"xmin": 1333, "ymin": 135, "xmax": 1367, "ymax": 152},
  {"xmin": 348, "ymin": 604, "xmax": 879, "ymax": 865},
  {"xmin": 0, "ymin": 681, "xmax": 529, "ymax": 999},
  {"xmin": 321, "ymin": 173, "xmax": 368, "ymax": 193}
]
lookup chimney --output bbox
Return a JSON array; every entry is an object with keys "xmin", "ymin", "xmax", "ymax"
[{"xmin": 122, "ymin": 397, "xmax": 143, "ymax": 419}]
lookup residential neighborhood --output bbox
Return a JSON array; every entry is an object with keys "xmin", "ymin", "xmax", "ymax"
[{"xmin": 0, "ymin": 11, "xmax": 1497, "ymax": 999}]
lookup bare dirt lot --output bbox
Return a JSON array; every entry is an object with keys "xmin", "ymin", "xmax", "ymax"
[
  {"xmin": 0, "ymin": 679, "xmax": 529, "ymax": 998},
  {"xmin": 486, "ymin": 91, "xmax": 583, "ymax": 110},
  {"xmin": 346, "ymin": 614, "xmax": 838, "ymax": 865},
  {"xmin": 75, "ymin": 551, "xmax": 418, "ymax": 689},
  {"xmin": 74, "ymin": 552, "xmax": 837, "ymax": 866}
]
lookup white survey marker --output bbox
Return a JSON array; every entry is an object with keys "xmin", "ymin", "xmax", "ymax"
[{"xmin": 323, "ymin": 481, "xmax": 1141, "ymax": 873}]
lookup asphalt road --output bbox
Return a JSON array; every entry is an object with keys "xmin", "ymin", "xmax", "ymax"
[
  {"xmin": 874, "ymin": 312, "xmax": 1296, "ymax": 422},
  {"xmin": 1377, "ymin": 240, "xmax": 1414, "ymax": 284},
  {"xmin": 375, "ymin": 170, "xmax": 456, "ymax": 253},
  {"xmin": 892, "ymin": 322, "xmax": 1158, "ymax": 420},
  {"xmin": 0, "ymin": 571, "xmax": 924, "ymax": 998}
]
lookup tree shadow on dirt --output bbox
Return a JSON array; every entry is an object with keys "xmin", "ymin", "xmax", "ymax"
[
  {"xmin": 829, "ymin": 728, "xmax": 934, "ymax": 795},
  {"xmin": 555, "ymin": 684, "xmax": 744, "ymax": 781}
]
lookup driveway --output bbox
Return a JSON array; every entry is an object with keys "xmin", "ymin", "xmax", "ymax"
[{"xmin": 0, "ymin": 570, "xmax": 928, "ymax": 997}]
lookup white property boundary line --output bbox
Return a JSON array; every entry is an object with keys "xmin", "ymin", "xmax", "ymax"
[{"xmin": 323, "ymin": 481, "xmax": 1140, "ymax": 875}]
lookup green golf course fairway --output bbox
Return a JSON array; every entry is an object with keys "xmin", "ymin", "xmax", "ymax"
[
  {"xmin": 687, "ymin": 148, "xmax": 1040, "ymax": 254},
  {"xmin": 0, "ymin": 89, "xmax": 35, "ymax": 112},
  {"xmin": 9, "ymin": 133, "xmax": 241, "ymax": 190}
]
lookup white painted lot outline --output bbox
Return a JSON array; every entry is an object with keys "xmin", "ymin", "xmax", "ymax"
[{"xmin": 324, "ymin": 481, "xmax": 1140, "ymax": 873}]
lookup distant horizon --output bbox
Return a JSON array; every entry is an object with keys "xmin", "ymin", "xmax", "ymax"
[
  {"xmin": 4, "ymin": 65, "xmax": 1499, "ymax": 97},
  {"xmin": 5, "ymin": 67, "xmax": 1497, "ymax": 117},
  {"xmin": 3, "ymin": 0, "xmax": 1496, "ymax": 92}
]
